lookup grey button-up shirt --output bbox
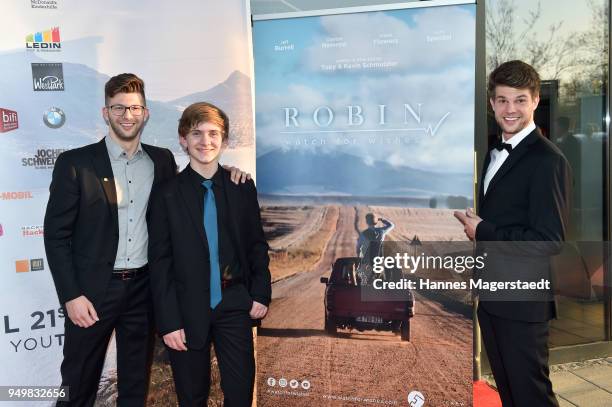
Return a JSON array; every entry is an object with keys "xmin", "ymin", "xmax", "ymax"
[{"xmin": 105, "ymin": 136, "xmax": 154, "ymax": 269}]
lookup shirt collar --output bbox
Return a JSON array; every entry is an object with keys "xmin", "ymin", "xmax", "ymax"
[
  {"xmin": 187, "ymin": 164, "xmax": 223, "ymax": 188},
  {"xmin": 503, "ymin": 121, "xmax": 535, "ymax": 149},
  {"xmin": 105, "ymin": 135, "xmax": 144, "ymax": 160}
]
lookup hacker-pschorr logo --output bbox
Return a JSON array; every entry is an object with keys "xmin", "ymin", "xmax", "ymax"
[
  {"xmin": 31, "ymin": 63, "xmax": 64, "ymax": 91},
  {"xmin": 22, "ymin": 148, "xmax": 66, "ymax": 169},
  {"xmin": 31, "ymin": 0, "xmax": 59, "ymax": 9},
  {"xmin": 43, "ymin": 107, "xmax": 66, "ymax": 128},
  {"xmin": 22, "ymin": 225, "xmax": 44, "ymax": 238}
]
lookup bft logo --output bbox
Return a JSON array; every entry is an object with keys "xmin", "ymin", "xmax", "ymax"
[
  {"xmin": 408, "ymin": 390, "xmax": 425, "ymax": 407},
  {"xmin": 0, "ymin": 108, "xmax": 19, "ymax": 133}
]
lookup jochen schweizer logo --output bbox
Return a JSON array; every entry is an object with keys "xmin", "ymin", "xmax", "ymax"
[
  {"xmin": 0, "ymin": 108, "xmax": 19, "ymax": 133},
  {"xmin": 43, "ymin": 107, "xmax": 65, "ymax": 128},
  {"xmin": 31, "ymin": 63, "xmax": 64, "ymax": 91},
  {"xmin": 26, "ymin": 27, "xmax": 61, "ymax": 51},
  {"xmin": 22, "ymin": 148, "xmax": 66, "ymax": 169}
]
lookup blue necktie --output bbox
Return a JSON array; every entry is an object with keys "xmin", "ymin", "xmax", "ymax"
[{"xmin": 202, "ymin": 180, "xmax": 222, "ymax": 308}]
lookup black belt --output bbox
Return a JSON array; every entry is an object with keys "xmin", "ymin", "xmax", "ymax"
[
  {"xmin": 221, "ymin": 278, "xmax": 243, "ymax": 290},
  {"xmin": 112, "ymin": 264, "xmax": 148, "ymax": 280}
]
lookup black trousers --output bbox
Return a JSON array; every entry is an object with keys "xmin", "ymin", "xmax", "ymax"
[
  {"xmin": 167, "ymin": 284, "xmax": 255, "ymax": 407},
  {"xmin": 478, "ymin": 304, "xmax": 558, "ymax": 407},
  {"xmin": 57, "ymin": 272, "xmax": 153, "ymax": 407}
]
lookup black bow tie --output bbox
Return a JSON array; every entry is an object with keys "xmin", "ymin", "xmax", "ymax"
[{"xmin": 492, "ymin": 140, "xmax": 513, "ymax": 153}]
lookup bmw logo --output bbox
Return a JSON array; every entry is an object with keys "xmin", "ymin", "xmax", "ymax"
[{"xmin": 43, "ymin": 107, "xmax": 66, "ymax": 129}]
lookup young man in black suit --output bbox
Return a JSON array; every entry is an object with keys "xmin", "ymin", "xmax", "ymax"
[
  {"xmin": 455, "ymin": 60, "xmax": 571, "ymax": 406},
  {"xmin": 44, "ymin": 74, "xmax": 248, "ymax": 406},
  {"xmin": 148, "ymin": 102, "xmax": 271, "ymax": 406}
]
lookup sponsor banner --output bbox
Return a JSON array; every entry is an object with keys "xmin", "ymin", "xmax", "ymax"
[
  {"xmin": 254, "ymin": 2, "xmax": 475, "ymax": 406},
  {"xmin": 1, "ymin": 1, "xmax": 255, "ymax": 404}
]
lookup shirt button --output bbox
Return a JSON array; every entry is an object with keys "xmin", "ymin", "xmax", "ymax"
[
  {"xmin": 128, "ymin": 238, "xmax": 132, "ymax": 242},
  {"xmin": 130, "ymin": 200, "xmax": 133, "ymax": 204},
  {"xmin": 129, "ymin": 180, "xmax": 132, "ymax": 184},
  {"xmin": 130, "ymin": 219, "xmax": 133, "ymax": 222}
]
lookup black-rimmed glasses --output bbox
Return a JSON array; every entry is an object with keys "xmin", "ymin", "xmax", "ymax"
[{"xmin": 107, "ymin": 104, "xmax": 146, "ymax": 116}]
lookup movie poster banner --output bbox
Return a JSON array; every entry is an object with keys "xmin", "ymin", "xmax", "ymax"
[
  {"xmin": 0, "ymin": 0, "xmax": 254, "ymax": 405},
  {"xmin": 253, "ymin": 1, "xmax": 475, "ymax": 405}
]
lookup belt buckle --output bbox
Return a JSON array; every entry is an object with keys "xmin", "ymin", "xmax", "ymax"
[{"xmin": 119, "ymin": 270, "xmax": 131, "ymax": 281}]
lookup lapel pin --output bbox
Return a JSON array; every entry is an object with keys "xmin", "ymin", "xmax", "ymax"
[{"xmin": 103, "ymin": 177, "xmax": 109, "ymax": 182}]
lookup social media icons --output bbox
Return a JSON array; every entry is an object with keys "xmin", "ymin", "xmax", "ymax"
[{"xmin": 266, "ymin": 376, "xmax": 311, "ymax": 391}]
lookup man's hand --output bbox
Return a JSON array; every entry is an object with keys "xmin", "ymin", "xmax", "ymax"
[
  {"xmin": 163, "ymin": 329, "xmax": 187, "ymax": 351},
  {"xmin": 222, "ymin": 165, "xmax": 252, "ymax": 184},
  {"xmin": 65, "ymin": 295, "xmax": 99, "ymax": 328},
  {"xmin": 249, "ymin": 301, "xmax": 268, "ymax": 319},
  {"xmin": 453, "ymin": 208, "xmax": 482, "ymax": 241}
]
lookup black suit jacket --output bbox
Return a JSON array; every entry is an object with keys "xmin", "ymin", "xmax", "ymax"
[
  {"xmin": 148, "ymin": 167, "xmax": 271, "ymax": 349},
  {"xmin": 476, "ymin": 128, "xmax": 571, "ymax": 322},
  {"xmin": 44, "ymin": 138, "xmax": 177, "ymax": 306}
]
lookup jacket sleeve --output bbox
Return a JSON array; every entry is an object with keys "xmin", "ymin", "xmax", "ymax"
[
  {"xmin": 148, "ymin": 184, "xmax": 183, "ymax": 336},
  {"xmin": 245, "ymin": 179, "xmax": 272, "ymax": 306},
  {"xmin": 43, "ymin": 152, "xmax": 82, "ymax": 304},
  {"xmin": 475, "ymin": 153, "xmax": 571, "ymax": 256}
]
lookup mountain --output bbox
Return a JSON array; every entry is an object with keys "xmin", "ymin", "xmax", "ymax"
[
  {"xmin": 169, "ymin": 71, "xmax": 254, "ymax": 148},
  {"xmin": 256, "ymin": 148, "xmax": 472, "ymax": 198}
]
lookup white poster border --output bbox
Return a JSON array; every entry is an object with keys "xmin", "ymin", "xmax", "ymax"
[{"xmin": 253, "ymin": 0, "xmax": 475, "ymax": 21}]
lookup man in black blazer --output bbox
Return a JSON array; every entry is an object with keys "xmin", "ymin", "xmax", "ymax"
[
  {"xmin": 148, "ymin": 102, "xmax": 271, "ymax": 406},
  {"xmin": 455, "ymin": 60, "xmax": 570, "ymax": 406},
  {"xmin": 44, "ymin": 74, "xmax": 248, "ymax": 406}
]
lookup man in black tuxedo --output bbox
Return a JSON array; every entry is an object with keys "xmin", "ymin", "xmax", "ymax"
[
  {"xmin": 455, "ymin": 60, "xmax": 571, "ymax": 406},
  {"xmin": 44, "ymin": 74, "xmax": 248, "ymax": 406},
  {"xmin": 148, "ymin": 102, "xmax": 271, "ymax": 406}
]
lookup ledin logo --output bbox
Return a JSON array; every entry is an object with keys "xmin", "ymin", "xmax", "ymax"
[
  {"xmin": 22, "ymin": 225, "xmax": 44, "ymax": 237},
  {"xmin": 43, "ymin": 107, "xmax": 65, "ymax": 128},
  {"xmin": 31, "ymin": 0, "xmax": 59, "ymax": 9},
  {"xmin": 0, "ymin": 108, "xmax": 19, "ymax": 133},
  {"xmin": 26, "ymin": 27, "xmax": 61, "ymax": 51},
  {"xmin": 0, "ymin": 191, "xmax": 34, "ymax": 200},
  {"xmin": 31, "ymin": 63, "xmax": 64, "ymax": 91},
  {"xmin": 22, "ymin": 148, "xmax": 66, "ymax": 169},
  {"xmin": 15, "ymin": 258, "xmax": 45, "ymax": 273}
]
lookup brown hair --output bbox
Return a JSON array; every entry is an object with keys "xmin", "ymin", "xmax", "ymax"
[
  {"xmin": 488, "ymin": 60, "xmax": 540, "ymax": 98},
  {"xmin": 104, "ymin": 73, "xmax": 146, "ymax": 104},
  {"xmin": 178, "ymin": 102, "xmax": 229, "ymax": 141}
]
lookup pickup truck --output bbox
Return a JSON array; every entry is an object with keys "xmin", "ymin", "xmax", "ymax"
[{"xmin": 320, "ymin": 257, "xmax": 415, "ymax": 341}]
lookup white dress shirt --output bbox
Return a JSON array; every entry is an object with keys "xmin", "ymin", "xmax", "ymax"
[{"xmin": 483, "ymin": 122, "xmax": 535, "ymax": 195}]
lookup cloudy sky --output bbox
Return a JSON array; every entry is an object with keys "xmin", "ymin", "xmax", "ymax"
[{"xmin": 254, "ymin": 3, "xmax": 476, "ymax": 174}]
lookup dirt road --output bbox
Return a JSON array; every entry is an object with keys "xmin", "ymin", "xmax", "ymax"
[{"xmin": 257, "ymin": 205, "xmax": 472, "ymax": 406}]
